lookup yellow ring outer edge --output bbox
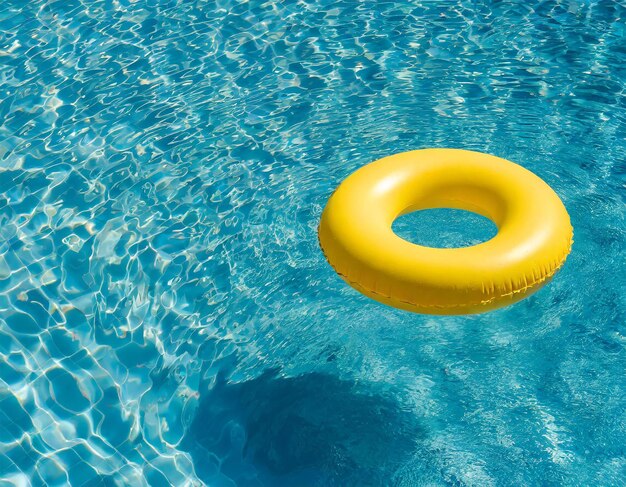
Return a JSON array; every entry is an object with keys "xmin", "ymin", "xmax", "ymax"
[{"xmin": 318, "ymin": 149, "xmax": 574, "ymax": 315}]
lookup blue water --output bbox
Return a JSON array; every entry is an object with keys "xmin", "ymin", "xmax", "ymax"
[{"xmin": 0, "ymin": 0, "xmax": 624, "ymax": 485}]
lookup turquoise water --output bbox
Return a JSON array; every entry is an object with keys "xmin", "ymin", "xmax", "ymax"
[{"xmin": 0, "ymin": 0, "xmax": 624, "ymax": 485}]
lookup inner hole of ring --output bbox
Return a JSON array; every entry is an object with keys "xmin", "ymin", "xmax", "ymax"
[{"xmin": 392, "ymin": 208, "xmax": 498, "ymax": 248}]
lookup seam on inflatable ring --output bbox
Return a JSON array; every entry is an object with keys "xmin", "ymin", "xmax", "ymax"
[{"xmin": 318, "ymin": 227, "xmax": 573, "ymax": 310}]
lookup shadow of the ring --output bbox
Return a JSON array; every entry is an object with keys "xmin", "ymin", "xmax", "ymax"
[{"xmin": 182, "ymin": 369, "xmax": 422, "ymax": 486}]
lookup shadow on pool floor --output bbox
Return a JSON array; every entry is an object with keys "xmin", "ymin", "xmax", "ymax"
[{"xmin": 182, "ymin": 369, "xmax": 422, "ymax": 486}]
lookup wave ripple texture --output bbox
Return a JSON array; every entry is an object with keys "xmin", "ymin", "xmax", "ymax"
[{"xmin": 0, "ymin": 1, "xmax": 624, "ymax": 485}]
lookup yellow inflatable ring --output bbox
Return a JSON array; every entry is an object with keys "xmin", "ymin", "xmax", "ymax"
[{"xmin": 318, "ymin": 148, "xmax": 573, "ymax": 315}]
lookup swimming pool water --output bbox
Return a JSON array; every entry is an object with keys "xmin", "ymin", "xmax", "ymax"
[{"xmin": 0, "ymin": 0, "xmax": 624, "ymax": 485}]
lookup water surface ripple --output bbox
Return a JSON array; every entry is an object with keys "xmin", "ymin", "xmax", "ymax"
[{"xmin": 0, "ymin": 0, "xmax": 624, "ymax": 485}]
